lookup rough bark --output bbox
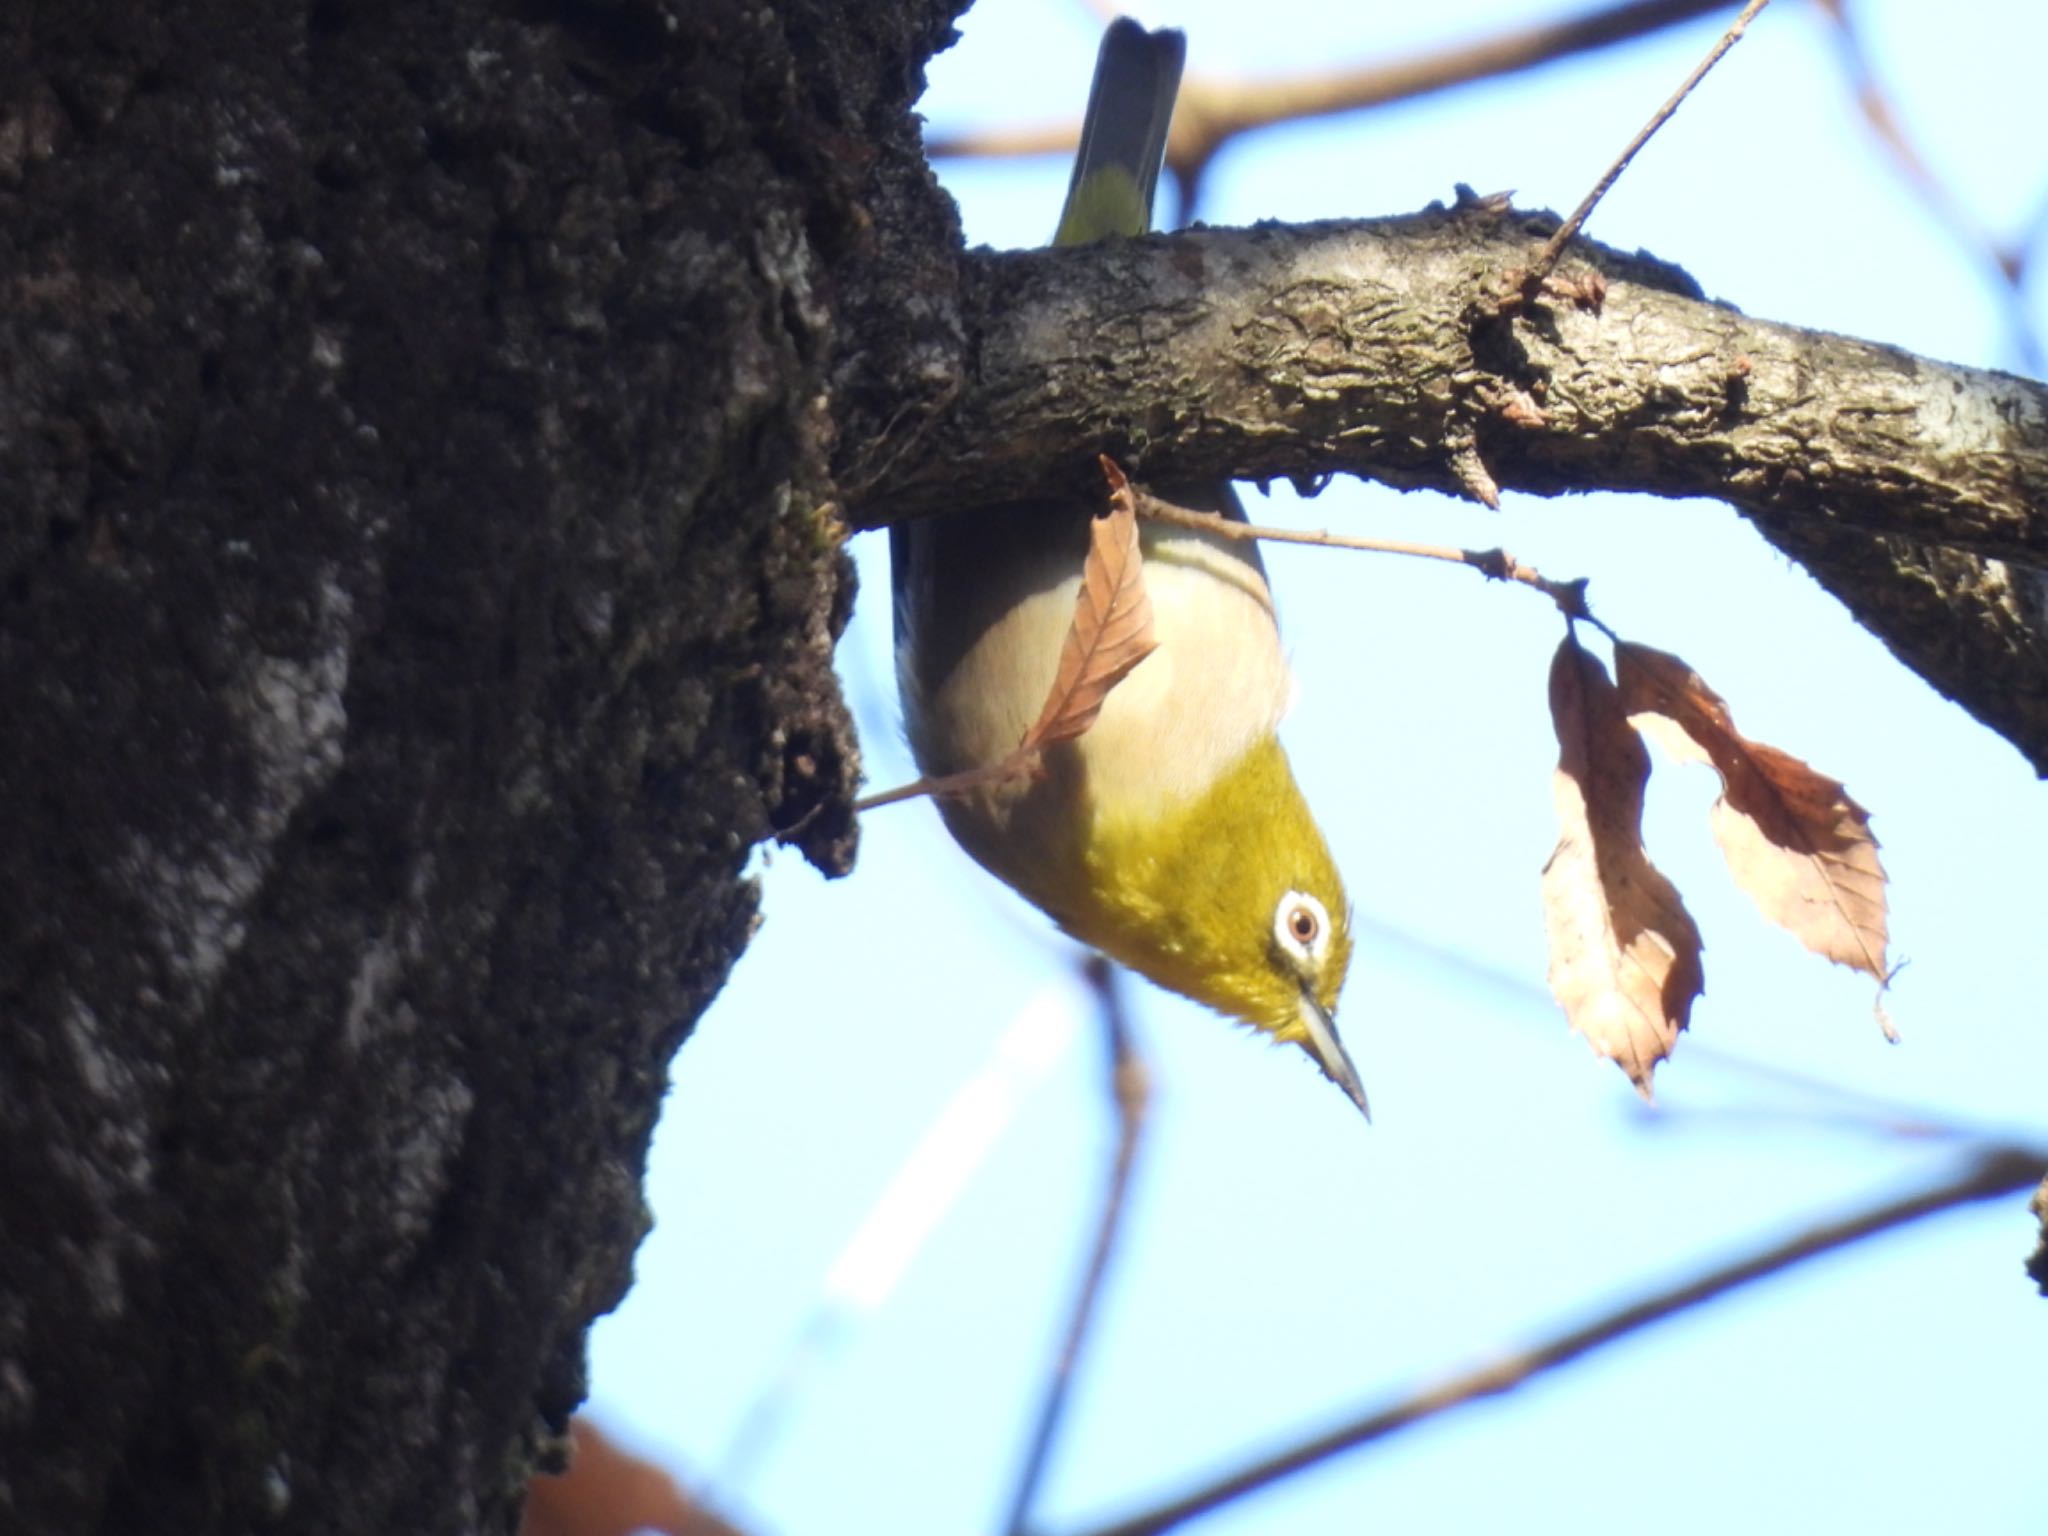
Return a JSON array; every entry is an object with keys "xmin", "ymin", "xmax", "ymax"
[
  {"xmin": 846, "ymin": 210, "xmax": 2048, "ymax": 769},
  {"xmin": 0, "ymin": 0, "xmax": 959, "ymax": 1530}
]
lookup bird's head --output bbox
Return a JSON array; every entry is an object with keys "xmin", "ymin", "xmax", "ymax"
[{"xmin": 1058, "ymin": 734, "xmax": 1366, "ymax": 1118}]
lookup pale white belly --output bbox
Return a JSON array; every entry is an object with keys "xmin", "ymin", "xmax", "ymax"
[{"xmin": 901, "ymin": 518, "xmax": 1292, "ymax": 822}]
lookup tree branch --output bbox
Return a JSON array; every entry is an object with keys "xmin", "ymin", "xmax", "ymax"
[
  {"xmin": 928, "ymin": 0, "xmax": 1739, "ymax": 220},
  {"xmin": 846, "ymin": 208, "xmax": 2048, "ymax": 769},
  {"xmin": 1061, "ymin": 1145, "xmax": 2047, "ymax": 1536},
  {"xmin": 1005, "ymin": 959, "xmax": 1150, "ymax": 1536}
]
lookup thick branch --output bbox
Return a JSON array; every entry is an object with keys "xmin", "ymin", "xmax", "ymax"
[
  {"xmin": 858, "ymin": 208, "xmax": 2048, "ymax": 550},
  {"xmin": 847, "ymin": 207, "xmax": 2048, "ymax": 767}
]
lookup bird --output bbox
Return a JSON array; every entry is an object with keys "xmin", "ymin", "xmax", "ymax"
[{"xmin": 889, "ymin": 17, "xmax": 1367, "ymax": 1120}]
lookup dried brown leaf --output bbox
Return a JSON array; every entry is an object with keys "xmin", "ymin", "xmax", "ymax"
[
  {"xmin": 520, "ymin": 1419, "xmax": 742, "ymax": 1536},
  {"xmin": 1542, "ymin": 635, "xmax": 1705, "ymax": 1096},
  {"xmin": 1616, "ymin": 643, "xmax": 1889, "ymax": 982},
  {"xmin": 854, "ymin": 460, "xmax": 1159, "ymax": 813},
  {"xmin": 1020, "ymin": 459, "xmax": 1160, "ymax": 752}
]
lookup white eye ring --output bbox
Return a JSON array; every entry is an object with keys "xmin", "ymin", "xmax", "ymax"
[{"xmin": 1274, "ymin": 891, "xmax": 1331, "ymax": 965}]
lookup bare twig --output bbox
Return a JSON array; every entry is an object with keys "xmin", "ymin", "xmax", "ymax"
[
  {"xmin": 930, "ymin": 0, "xmax": 1739, "ymax": 222},
  {"xmin": 1811, "ymin": 0, "xmax": 2046, "ymax": 374},
  {"xmin": 1131, "ymin": 485, "xmax": 1610, "ymax": 634},
  {"xmin": 853, "ymin": 760, "xmax": 1021, "ymax": 813},
  {"xmin": 1005, "ymin": 958, "xmax": 1151, "ymax": 1536},
  {"xmin": 2017, "ymin": 181, "xmax": 2048, "ymax": 285},
  {"xmin": 1635, "ymin": 1043, "xmax": 1974, "ymax": 1142},
  {"xmin": 1516, "ymin": 0, "xmax": 1771, "ymax": 299},
  {"xmin": 1064, "ymin": 1145, "xmax": 2046, "ymax": 1536}
]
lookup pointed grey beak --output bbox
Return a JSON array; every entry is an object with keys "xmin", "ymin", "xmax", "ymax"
[{"xmin": 1298, "ymin": 988, "xmax": 1370, "ymax": 1124}]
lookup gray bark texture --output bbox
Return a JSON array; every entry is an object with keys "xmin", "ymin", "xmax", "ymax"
[
  {"xmin": 851, "ymin": 212, "xmax": 2048, "ymax": 769},
  {"xmin": 5, "ymin": 0, "xmax": 2045, "ymax": 1533}
]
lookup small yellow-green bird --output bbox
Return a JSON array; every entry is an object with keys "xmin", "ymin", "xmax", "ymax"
[{"xmin": 892, "ymin": 18, "xmax": 1366, "ymax": 1118}]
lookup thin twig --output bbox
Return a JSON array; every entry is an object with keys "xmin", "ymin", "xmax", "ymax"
[
  {"xmin": 853, "ymin": 760, "xmax": 1022, "ymax": 813},
  {"xmin": 1132, "ymin": 488, "xmax": 1610, "ymax": 634},
  {"xmin": 1517, "ymin": 0, "xmax": 1771, "ymax": 298},
  {"xmin": 1810, "ymin": 0, "xmax": 2046, "ymax": 374},
  {"xmin": 1065, "ymin": 1144, "xmax": 2046, "ymax": 1536},
  {"xmin": 932, "ymin": 0, "xmax": 1737, "ymax": 223},
  {"xmin": 2016, "ymin": 181, "xmax": 2048, "ymax": 285},
  {"xmin": 1638, "ymin": 1043, "xmax": 1976, "ymax": 1143},
  {"xmin": 1005, "ymin": 958, "xmax": 1151, "ymax": 1536}
]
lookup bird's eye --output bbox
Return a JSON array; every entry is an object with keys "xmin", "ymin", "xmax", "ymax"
[{"xmin": 1274, "ymin": 891, "xmax": 1331, "ymax": 964}]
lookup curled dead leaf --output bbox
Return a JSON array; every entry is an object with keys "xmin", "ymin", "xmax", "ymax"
[
  {"xmin": 853, "ymin": 459, "xmax": 1159, "ymax": 812},
  {"xmin": 1020, "ymin": 459, "xmax": 1160, "ymax": 753},
  {"xmin": 521, "ymin": 1418, "xmax": 742, "ymax": 1536},
  {"xmin": 1615, "ymin": 642, "xmax": 1890, "ymax": 985},
  {"xmin": 1542, "ymin": 635, "xmax": 1706, "ymax": 1097}
]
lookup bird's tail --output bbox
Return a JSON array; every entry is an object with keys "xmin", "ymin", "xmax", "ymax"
[{"xmin": 1054, "ymin": 18, "xmax": 1186, "ymax": 247}]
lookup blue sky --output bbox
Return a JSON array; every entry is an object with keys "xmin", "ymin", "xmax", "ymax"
[{"xmin": 588, "ymin": 3, "xmax": 2048, "ymax": 1533}]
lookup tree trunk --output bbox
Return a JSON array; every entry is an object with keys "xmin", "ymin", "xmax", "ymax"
[{"xmin": 0, "ymin": 0, "xmax": 940, "ymax": 1528}]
